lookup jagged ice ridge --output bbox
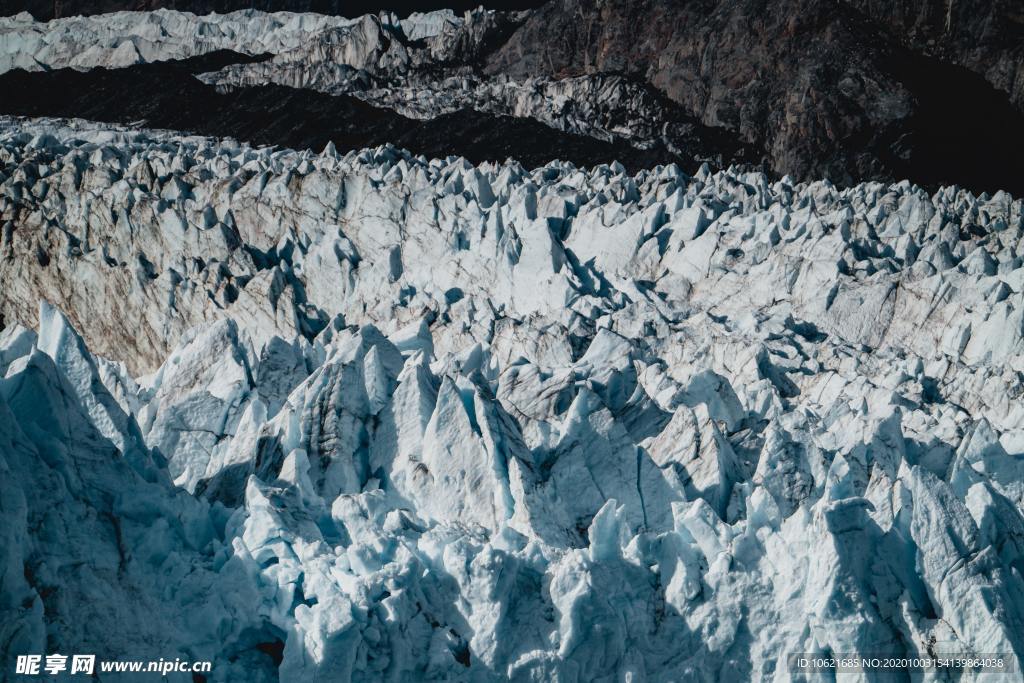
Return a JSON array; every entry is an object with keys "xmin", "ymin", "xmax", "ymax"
[
  {"xmin": 2, "ymin": 118, "xmax": 1024, "ymax": 680},
  {"xmin": 0, "ymin": 9, "xmax": 455, "ymax": 74}
]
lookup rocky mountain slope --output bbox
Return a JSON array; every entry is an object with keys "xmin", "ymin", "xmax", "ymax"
[
  {"xmin": 484, "ymin": 0, "xmax": 1024, "ymax": 192},
  {"xmin": 845, "ymin": 0, "xmax": 1024, "ymax": 110},
  {"xmin": 2, "ymin": 118, "xmax": 1024, "ymax": 680}
]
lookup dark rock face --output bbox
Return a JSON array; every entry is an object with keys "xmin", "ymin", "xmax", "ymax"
[
  {"xmin": 485, "ymin": 0, "xmax": 1024, "ymax": 192},
  {"xmin": 842, "ymin": 0, "xmax": 1024, "ymax": 110}
]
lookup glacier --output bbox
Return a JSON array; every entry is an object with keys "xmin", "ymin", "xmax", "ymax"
[
  {"xmin": 0, "ymin": 8, "xmax": 742, "ymax": 172},
  {"xmin": 2, "ymin": 117, "xmax": 1024, "ymax": 681},
  {"xmin": 0, "ymin": 9, "xmax": 459, "ymax": 75}
]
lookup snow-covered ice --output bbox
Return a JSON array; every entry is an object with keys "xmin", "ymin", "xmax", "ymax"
[{"xmin": 2, "ymin": 118, "xmax": 1024, "ymax": 680}]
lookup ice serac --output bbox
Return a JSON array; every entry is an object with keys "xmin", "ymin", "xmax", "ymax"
[
  {"xmin": 0, "ymin": 315, "xmax": 272, "ymax": 682},
  {"xmin": 2, "ymin": 118, "xmax": 1024, "ymax": 680}
]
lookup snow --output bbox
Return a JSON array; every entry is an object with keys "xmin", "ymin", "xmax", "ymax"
[{"xmin": 2, "ymin": 118, "xmax": 1024, "ymax": 680}]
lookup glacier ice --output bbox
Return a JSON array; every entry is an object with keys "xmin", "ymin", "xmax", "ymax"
[
  {"xmin": 0, "ymin": 8, "xmax": 725, "ymax": 166},
  {"xmin": 2, "ymin": 118, "xmax": 1024, "ymax": 680},
  {"xmin": 0, "ymin": 9, "xmax": 459, "ymax": 75}
]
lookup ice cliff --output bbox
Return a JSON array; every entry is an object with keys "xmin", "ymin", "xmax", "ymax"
[{"xmin": 2, "ymin": 118, "xmax": 1024, "ymax": 680}]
